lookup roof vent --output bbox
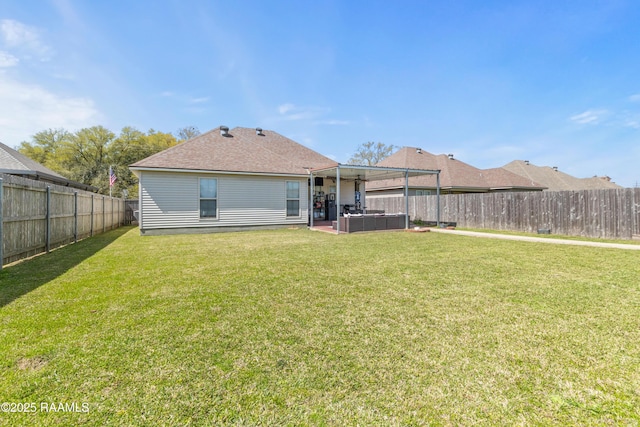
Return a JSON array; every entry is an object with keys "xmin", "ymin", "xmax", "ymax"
[
  {"xmin": 256, "ymin": 127, "xmax": 265, "ymax": 136},
  {"xmin": 553, "ymin": 166, "xmax": 558, "ymax": 171},
  {"xmin": 416, "ymin": 148, "xmax": 422, "ymax": 154},
  {"xmin": 448, "ymin": 153, "xmax": 454, "ymax": 160},
  {"xmin": 524, "ymin": 160, "xmax": 530, "ymax": 165},
  {"xmin": 220, "ymin": 126, "xmax": 231, "ymax": 137}
]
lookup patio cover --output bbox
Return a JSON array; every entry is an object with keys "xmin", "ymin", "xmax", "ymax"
[{"xmin": 309, "ymin": 164, "xmax": 441, "ymax": 233}]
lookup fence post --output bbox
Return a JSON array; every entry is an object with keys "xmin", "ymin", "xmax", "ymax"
[
  {"xmin": 436, "ymin": 173, "xmax": 441, "ymax": 227},
  {"xmin": 112, "ymin": 197, "xmax": 114, "ymax": 230},
  {"xmin": 74, "ymin": 191, "xmax": 78, "ymax": 243},
  {"xmin": 46, "ymin": 186, "xmax": 51, "ymax": 253},
  {"xmin": 102, "ymin": 196, "xmax": 105, "ymax": 234},
  {"xmin": 90, "ymin": 195, "xmax": 94, "ymax": 237},
  {"xmin": 0, "ymin": 177, "xmax": 3, "ymax": 270}
]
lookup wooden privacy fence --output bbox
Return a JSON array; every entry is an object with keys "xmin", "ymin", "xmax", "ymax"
[
  {"xmin": 0, "ymin": 174, "xmax": 125, "ymax": 268},
  {"xmin": 367, "ymin": 188, "xmax": 640, "ymax": 240}
]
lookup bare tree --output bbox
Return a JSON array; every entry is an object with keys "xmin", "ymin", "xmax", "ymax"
[
  {"xmin": 347, "ymin": 141, "xmax": 396, "ymax": 166},
  {"xmin": 176, "ymin": 126, "xmax": 201, "ymax": 141}
]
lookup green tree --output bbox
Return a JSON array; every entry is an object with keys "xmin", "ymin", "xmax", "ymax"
[
  {"xmin": 62, "ymin": 126, "xmax": 116, "ymax": 193},
  {"xmin": 18, "ymin": 128, "xmax": 71, "ymax": 171},
  {"xmin": 109, "ymin": 128, "xmax": 179, "ymax": 198},
  {"xmin": 18, "ymin": 125, "xmax": 181, "ymax": 198},
  {"xmin": 347, "ymin": 141, "xmax": 396, "ymax": 166}
]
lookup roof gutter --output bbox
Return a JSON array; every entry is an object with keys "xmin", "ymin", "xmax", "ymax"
[
  {"xmin": 0, "ymin": 169, "xmax": 98, "ymax": 192},
  {"xmin": 129, "ymin": 166, "xmax": 310, "ymax": 179}
]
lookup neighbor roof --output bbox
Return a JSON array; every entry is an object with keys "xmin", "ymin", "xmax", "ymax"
[
  {"xmin": 502, "ymin": 160, "xmax": 623, "ymax": 191},
  {"xmin": 130, "ymin": 126, "xmax": 337, "ymax": 175},
  {"xmin": 0, "ymin": 141, "xmax": 96, "ymax": 191},
  {"xmin": 367, "ymin": 147, "xmax": 545, "ymax": 192}
]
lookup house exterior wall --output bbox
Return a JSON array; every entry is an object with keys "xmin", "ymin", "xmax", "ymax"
[
  {"xmin": 364, "ymin": 188, "xmax": 405, "ymax": 199},
  {"xmin": 138, "ymin": 170, "xmax": 308, "ymax": 233}
]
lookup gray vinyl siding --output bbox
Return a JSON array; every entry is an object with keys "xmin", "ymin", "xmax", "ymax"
[
  {"xmin": 140, "ymin": 171, "xmax": 308, "ymax": 230},
  {"xmin": 365, "ymin": 188, "xmax": 405, "ymax": 198}
]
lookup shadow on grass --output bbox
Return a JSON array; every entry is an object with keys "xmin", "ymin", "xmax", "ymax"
[{"xmin": 0, "ymin": 226, "xmax": 132, "ymax": 309}]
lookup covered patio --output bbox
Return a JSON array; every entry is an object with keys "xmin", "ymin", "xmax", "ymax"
[{"xmin": 308, "ymin": 164, "xmax": 441, "ymax": 233}]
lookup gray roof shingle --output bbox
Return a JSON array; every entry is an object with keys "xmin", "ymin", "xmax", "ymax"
[
  {"xmin": 502, "ymin": 160, "xmax": 622, "ymax": 191},
  {"xmin": 368, "ymin": 147, "xmax": 545, "ymax": 191},
  {"xmin": 131, "ymin": 126, "xmax": 337, "ymax": 175}
]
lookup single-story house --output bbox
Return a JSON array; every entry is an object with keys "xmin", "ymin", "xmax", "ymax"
[
  {"xmin": 501, "ymin": 160, "xmax": 623, "ymax": 191},
  {"xmin": 366, "ymin": 147, "xmax": 546, "ymax": 197},
  {"xmin": 129, "ymin": 126, "xmax": 338, "ymax": 235},
  {"xmin": 0, "ymin": 141, "xmax": 97, "ymax": 191}
]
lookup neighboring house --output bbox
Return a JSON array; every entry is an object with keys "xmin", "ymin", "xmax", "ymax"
[
  {"xmin": 0, "ymin": 141, "xmax": 96, "ymax": 191},
  {"xmin": 129, "ymin": 126, "xmax": 337, "ymax": 235},
  {"xmin": 366, "ymin": 147, "xmax": 545, "ymax": 197},
  {"xmin": 502, "ymin": 160, "xmax": 623, "ymax": 191}
]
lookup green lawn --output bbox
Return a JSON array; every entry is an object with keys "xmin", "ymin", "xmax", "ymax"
[{"xmin": 1, "ymin": 227, "xmax": 639, "ymax": 426}]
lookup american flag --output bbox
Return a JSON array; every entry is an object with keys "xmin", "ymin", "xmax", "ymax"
[{"xmin": 109, "ymin": 166, "xmax": 117, "ymax": 187}]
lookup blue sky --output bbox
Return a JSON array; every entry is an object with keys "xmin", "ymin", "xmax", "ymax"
[{"xmin": 1, "ymin": 0, "xmax": 639, "ymax": 187}]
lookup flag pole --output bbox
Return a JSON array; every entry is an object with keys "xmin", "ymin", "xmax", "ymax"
[{"xmin": 109, "ymin": 165, "xmax": 118, "ymax": 198}]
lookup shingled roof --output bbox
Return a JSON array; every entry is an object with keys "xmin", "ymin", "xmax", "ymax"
[
  {"xmin": 0, "ymin": 141, "xmax": 96, "ymax": 191},
  {"xmin": 367, "ymin": 147, "xmax": 545, "ymax": 192},
  {"xmin": 502, "ymin": 160, "xmax": 623, "ymax": 191},
  {"xmin": 130, "ymin": 126, "xmax": 337, "ymax": 175}
]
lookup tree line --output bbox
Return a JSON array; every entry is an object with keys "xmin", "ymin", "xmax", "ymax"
[{"xmin": 18, "ymin": 126, "xmax": 201, "ymax": 198}]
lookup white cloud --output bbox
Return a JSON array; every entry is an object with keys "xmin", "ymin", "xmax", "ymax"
[
  {"xmin": 276, "ymin": 103, "xmax": 331, "ymax": 121},
  {"xmin": 569, "ymin": 109, "xmax": 608, "ymax": 125},
  {"xmin": 189, "ymin": 96, "xmax": 210, "ymax": 104},
  {"xmin": 315, "ymin": 119, "xmax": 350, "ymax": 125},
  {"xmin": 278, "ymin": 103, "xmax": 295, "ymax": 115},
  {"xmin": 624, "ymin": 117, "xmax": 640, "ymax": 129},
  {"xmin": 629, "ymin": 94, "xmax": 640, "ymax": 103},
  {"xmin": 0, "ymin": 19, "xmax": 53, "ymax": 61},
  {"xmin": 0, "ymin": 75, "xmax": 101, "ymax": 145},
  {"xmin": 0, "ymin": 50, "xmax": 18, "ymax": 67}
]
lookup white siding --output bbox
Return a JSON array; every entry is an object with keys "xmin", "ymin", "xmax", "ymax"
[
  {"xmin": 339, "ymin": 181, "xmax": 356, "ymax": 206},
  {"xmin": 139, "ymin": 171, "xmax": 308, "ymax": 230}
]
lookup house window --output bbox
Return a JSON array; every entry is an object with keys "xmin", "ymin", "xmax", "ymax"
[
  {"xmin": 416, "ymin": 190, "xmax": 432, "ymax": 196},
  {"xmin": 200, "ymin": 178, "xmax": 217, "ymax": 218},
  {"xmin": 286, "ymin": 181, "xmax": 300, "ymax": 217}
]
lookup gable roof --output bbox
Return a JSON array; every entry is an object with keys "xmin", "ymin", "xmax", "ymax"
[
  {"xmin": 0, "ymin": 141, "xmax": 67, "ymax": 179},
  {"xmin": 0, "ymin": 142, "xmax": 96, "ymax": 191},
  {"xmin": 368, "ymin": 147, "xmax": 545, "ymax": 192},
  {"xmin": 502, "ymin": 160, "xmax": 623, "ymax": 191},
  {"xmin": 130, "ymin": 126, "xmax": 337, "ymax": 175}
]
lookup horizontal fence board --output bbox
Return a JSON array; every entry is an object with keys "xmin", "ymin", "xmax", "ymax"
[
  {"xmin": 1, "ymin": 173, "xmax": 126, "ymax": 267},
  {"xmin": 367, "ymin": 188, "xmax": 640, "ymax": 240}
]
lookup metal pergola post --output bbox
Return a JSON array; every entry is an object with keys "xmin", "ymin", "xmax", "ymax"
[
  {"xmin": 405, "ymin": 169, "xmax": 409, "ymax": 229},
  {"xmin": 336, "ymin": 167, "xmax": 341, "ymax": 233}
]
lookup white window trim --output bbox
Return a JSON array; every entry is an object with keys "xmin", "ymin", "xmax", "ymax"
[
  {"xmin": 286, "ymin": 180, "xmax": 301, "ymax": 218},
  {"xmin": 199, "ymin": 177, "xmax": 219, "ymax": 220}
]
